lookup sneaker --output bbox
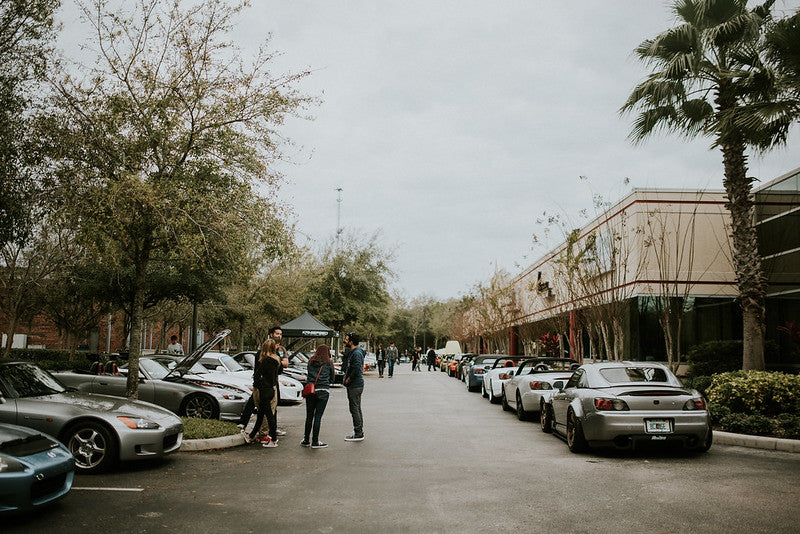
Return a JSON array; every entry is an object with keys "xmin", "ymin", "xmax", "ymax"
[
  {"xmin": 344, "ymin": 433, "xmax": 365, "ymax": 442},
  {"xmin": 261, "ymin": 437, "xmax": 278, "ymax": 448},
  {"xmin": 300, "ymin": 439, "xmax": 311, "ymax": 447},
  {"xmin": 276, "ymin": 429, "xmax": 287, "ymax": 436},
  {"xmin": 241, "ymin": 430, "xmax": 252, "ymax": 444},
  {"xmin": 311, "ymin": 441, "xmax": 328, "ymax": 449}
]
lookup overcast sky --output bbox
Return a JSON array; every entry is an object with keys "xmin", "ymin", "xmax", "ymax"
[{"xmin": 59, "ymin": 1, "xmax": 800, "ymax": 301}]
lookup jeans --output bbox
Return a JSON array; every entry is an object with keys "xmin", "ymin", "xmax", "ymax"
[
  {"xmin": 304, "ymin": 389, "xmax": 330, "ymax": 444},
  {"xmin": 249, "ymin": 386, "xmax": 276, "ymax": 440},
  {"xmin": 388, "ymin": 358, "xmax": 395, "ymax": 377},
  {"xmin": 377, "ymin": 360, "xmax": 386, "ymax": 376},
  {"xmin": 347, "ymin": 386, "xmax": 364, "ymax": 435}
]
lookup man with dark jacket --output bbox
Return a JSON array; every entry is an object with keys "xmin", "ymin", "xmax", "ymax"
[
  {"xmin": 426, "ymin": 346, "xmax": 436, "ymax": 371},
  {"xmin": 343, "ymin": 332, "xmax": 365, "ymax": 441}
]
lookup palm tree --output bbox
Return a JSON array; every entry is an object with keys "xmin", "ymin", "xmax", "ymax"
[{"xmin": 620, "ymin": 0, "xmax": 794, "ymax": 371}]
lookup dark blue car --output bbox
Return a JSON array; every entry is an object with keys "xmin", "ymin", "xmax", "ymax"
[{"xmin": 0, "ymin": 423, "xmax": 75, "ymax": 514}]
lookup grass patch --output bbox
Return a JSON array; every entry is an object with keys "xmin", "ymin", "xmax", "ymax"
[{"xmin": 181, "ymin": 417, "xmax": 241, "ymax": 440}]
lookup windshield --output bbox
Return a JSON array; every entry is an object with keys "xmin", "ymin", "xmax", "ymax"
[
  {"xmin": 599, "ymin": 367, "xmax": 670, "ymax": 384},
  {"xmin": 220, "ymin": 356, "xmax": 245, "ymax": 372},
  {"xmin": 0, "ymin": 363, "xmax": 66, "ymax": 397},
  {"xmin": 138, "ymin": 358, "xmax": 171, "ymax": 380}
]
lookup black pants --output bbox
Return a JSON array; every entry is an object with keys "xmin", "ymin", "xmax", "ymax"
[
  {"xmin": 249, "ymin": 387, "xmax": 276, "ymax": 440},
  {"xmin": 238, "ymin": 395, "xmax": 255, "ymax": 426},
  {"xmin": 377, "ymin": 360, "xmax": 386, "ymax": 376},
  {"xmin": 304, "ymin": 390, "xmax": 330, "ymax": 444}
]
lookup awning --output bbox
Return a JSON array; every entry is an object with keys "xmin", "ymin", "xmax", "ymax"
[{"xmin": 280, "ymin": 311, "xmax": 338, "ymax": 338}]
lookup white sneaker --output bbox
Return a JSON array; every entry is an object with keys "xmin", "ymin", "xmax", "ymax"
[
  {"xmin": 276, "ymin": 429, "xmax": 287, "ymax": 436},
  {"xmin": 311, "ymin": 441, "xmax": 328, "ymax": 449},
  {"xmin": 344, "ymin": 432, "xmax": 364, "ymax": 442},
  {"xmin": 262, "ymin": 437, "xmax": 278, "ymax": 448}
]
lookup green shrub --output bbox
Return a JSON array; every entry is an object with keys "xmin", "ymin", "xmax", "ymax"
[
  {"xmin": 719, "ymin": 413, "xmax": 775, "ymax": 435},
  {"xmin": 685, "ymin": 341, "xmax": 743, "ymax": 377},
  {"xmin": 683, "ymin": 375, "xmax": 713, "ymax": 396},
  {"xmin": 706, "ymin": 371, "xmax": 800, "ymax": 416},
  {"xmin": 775, "ymin": 414, "xmax": 800, "ymax": 440},
  {"xmin": 707, "ymin": 402, "xmax": 731, "ymax": 425},
  {"xmin": 180, "ymin": 417, "xmax": 241, "ymax": 440}
]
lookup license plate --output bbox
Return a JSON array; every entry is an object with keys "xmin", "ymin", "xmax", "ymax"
[{"xmin": 645, "ymin": 419, "xmax": 672, "ymax": 434}]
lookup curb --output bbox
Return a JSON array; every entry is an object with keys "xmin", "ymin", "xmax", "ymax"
[
  {"xmin": 180, "ymin": 432, "xmax": 246, "ymax": 451},
  {"xmin": 714, "ymin": 431, "xmax": 800, "ymax": 453}
]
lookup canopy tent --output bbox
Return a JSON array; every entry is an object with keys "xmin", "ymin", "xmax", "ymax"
[{"xmin": 280, "ymin": 311, "xmax": 338, "ymax": 339}]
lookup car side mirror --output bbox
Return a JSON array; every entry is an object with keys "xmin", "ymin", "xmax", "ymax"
[
  {"xmin": 216, "ymin": 365, "xmax": 226, "ymax": 372},
  {"xmin": 553, "ymin": 381, "xmax": 564, "ymax": 390}
]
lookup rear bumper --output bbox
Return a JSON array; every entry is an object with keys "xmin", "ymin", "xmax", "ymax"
[{"xmin": 582, "ymin": 410, "xmax": 711, "ymax": 448}]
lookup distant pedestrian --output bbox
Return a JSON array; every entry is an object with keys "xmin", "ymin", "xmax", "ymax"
[
  {"xmin": 244, "ymin": 339, "xmax": 280, "ymax": 448},
  {"xmin": 386, "ymin": 342, "xmax": 399, "ymax": 377},
  {"xmin": 301, "ymin": 345, "xmax": 335, "ymax": 449},
  {"xmin": 412, "ymin": 347, "xmax": 421, "ymax": 371},
  {"xmin": 426, "ymin": 346, "xmax": 436, "ymax": 371},
  {"xmin": 167, "ymin": 335, "xmax": 184, "ymax": 355},
  {"xmin": 376, "ymin": 343, "xmax": 386, "ymax": 378},
  {"xmin": 343, "ymin": 332, "xmax": 365, "ymax": 441}
]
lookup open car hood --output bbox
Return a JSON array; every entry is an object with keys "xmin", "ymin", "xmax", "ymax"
[{"xmin": 165, "ymin": 329, "xmax": 231, "ymax": 379}]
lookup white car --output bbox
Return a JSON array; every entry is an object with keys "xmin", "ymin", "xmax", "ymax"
[
  {"xmin": 198, "ymin": 352, "xmax": 304, "ymax": 403},
  {"xmin": 481, "ymin": 356, "xmax": 525, "ymax": 404},
  {"xmin": 501, "ymin": 358, "xmax": 577, "ymax": 420}
]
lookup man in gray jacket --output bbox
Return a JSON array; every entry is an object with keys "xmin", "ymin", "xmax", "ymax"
[
  {"xmin": 343, "ymin": 332, "xmax": 365, "ymax": 441},
  {"xmin": 386, "ymin": 342, "xmax": 399, "ymax": 377}
]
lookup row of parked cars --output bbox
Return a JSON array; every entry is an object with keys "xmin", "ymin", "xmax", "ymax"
[
  {"xmin": 437, "ymin": 353, "xmax": 713, "ymax": 454},
  {"xmin": 0, "ymin": 329, "xmax": 318, "ymax": 514}
]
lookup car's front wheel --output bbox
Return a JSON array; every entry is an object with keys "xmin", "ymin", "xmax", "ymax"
[
  {"xmin": 539, "ymin": 402, "xmax": 553, "ymax": 432},
  {"xmin": 566, "ymin": 409, "xmax": 588, "ymax": 453},
  {"xmin": 501, "ymin": 390, "xmax": 512, "ymax": 411},
  {"xmin": 181, "ymin": 393, "xmax": 220, "ymax": 419},
  {"xmin": 63, "ymin": 421, "xmax": 118, "ymax": 474}
]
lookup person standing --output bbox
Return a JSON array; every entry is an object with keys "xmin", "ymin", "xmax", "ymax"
[
  {"xmin": 302, "ymin": 345, "xmax": 335, "ymax": 449},
  {"xmin": 269, "ymin": 326, "xmax": 288, "ymax": 437},
  {"xmin": 376, "ymin": 343, "xmax": 386, "ymax": 378},
  {"xmin": 411, "ymin": 347, "xmax": 419, "ymax": 371},
  {"xmin": 426, "ymin": 346, "xmax": 436, "ymax": 372},
  {"xmin": 386, "ymin": 342, "xmax": 399, "ymax": 378},
  {"xmin": 167, "ymin": 335, "xmax": 184, "ymax": 355},
  {"xmin": 343, "ymin": 332, "xmax": 365, "ymax": 441},
  {"xmin": 245, "ymin": 339, "xmax": 280, "ymax": 447}
]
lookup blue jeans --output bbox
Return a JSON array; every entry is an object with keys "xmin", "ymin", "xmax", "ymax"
[
  {"xmin": 304, "ymin": 389, "xmax": 329, "ymax": 444},
  {"xmin": 347, "ymin": 386, "xmax": 364, "ymax": 435},
  {"xmin": 388, "ymin": 358, "xmax": 395, "ymax": 377}
]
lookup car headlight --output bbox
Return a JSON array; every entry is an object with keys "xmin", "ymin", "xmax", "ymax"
[
  {"xmin": 222, "ymin": 393, "xmax": 245, "ymax": 400},
  {"xmin": 279, "ymin": 379, "xmax": 294, "ymax": 387},
  {"xmin": 118, "ymin": 416, "xmax": 160, "ymax": 429},
  {"xmin": 0, "ymin": 455, "xmax": 26, "ymax": 473}
]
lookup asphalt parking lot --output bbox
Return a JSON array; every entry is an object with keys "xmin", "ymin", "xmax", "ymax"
[{"xmin": 7, "ymin": 364, "xmax": 800, "ymax": 533}]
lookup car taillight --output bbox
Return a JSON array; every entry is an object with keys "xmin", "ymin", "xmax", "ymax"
[
  {"xmin": 499, "ymin": 373, "xmax": 512, "ymax": 380},
  {"xmin": 594, "ymin": 398, "xmax": 629, "ymax": 411},
  {"xmin": 529, "ymin": 381, "xmax": 552, "ymax": 390},
  {"xmin": 683, "ymin": 397, "xmax": 707, "ymax": 410},
  {"xmin": 474, "ymin": 369, "xmax": 485, "ymax": 375}
]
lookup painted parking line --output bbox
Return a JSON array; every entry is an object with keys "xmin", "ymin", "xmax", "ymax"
[{"xmin": 72, "ymin": 487, "xmax": 145, "ymax": 492}]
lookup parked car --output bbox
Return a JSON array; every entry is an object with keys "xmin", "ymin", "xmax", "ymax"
[
  {"xmin": 502, "ymin": 358, "xmax": 576, "ymax": 420},
  {"xmin": 55, "ymin": 331, "xmax": 248, "ymax": 421},
  {"xmin": 0, "ymin": 423, "xmax": 74, "ymax": 513},
  {"xmin": 542, "ymin": 362, "xmax": 712, "ymax": 453},
  {"xmin": 0, "ymin": 361, "xmax": 183, "ymax": 473},
  {"xmin": 464, "ymin": 355, "xmax": 501, "ymax": 392},
  {"xmin": 481, "ymin": 356, "xmax": 526, "ymax": 404},
  {"xmin": 456, "ymin": 354, "xmax": 476, "ymax": 381},
  {"xmin": 196, "ymin": 352, "xmax": 303, "ymax": 404}
]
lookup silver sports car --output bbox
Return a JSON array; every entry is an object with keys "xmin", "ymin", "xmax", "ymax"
[
  {"xmin": 542, "ymin": 361, "xmax": 712, "ymax": 453},
  {"xmin": 55, "ymin": 330, "xmax": 248, "ymax": 421},
  {"xmin": 0, "ymin": 361, "xmax": 183, "ymax": 473}
]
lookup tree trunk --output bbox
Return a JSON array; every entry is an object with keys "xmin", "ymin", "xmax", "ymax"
[
  {"xmin": 720, "ymin": 139, "xmax": 766, "ymax": 371},
  {"xmin": 125, "ymin": 238, "xmax": 152, "ymax": 398},
  {"xmin": 2, "ymin": 314, "xmax": 19, "ymax": 358}
]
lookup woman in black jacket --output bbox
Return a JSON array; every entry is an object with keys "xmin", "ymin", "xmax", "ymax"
[
  {"xmin": 301, "ymin": 345, "xmax": 336, "ymax": 449},
  {"xmin": 246, "ymin": 339, "xmax": 281, "ymax": 447}
]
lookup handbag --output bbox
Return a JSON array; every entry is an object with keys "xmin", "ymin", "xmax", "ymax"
[{"xmin": 302, "ymin": 366, "xmax": 323, "ymax": 398}]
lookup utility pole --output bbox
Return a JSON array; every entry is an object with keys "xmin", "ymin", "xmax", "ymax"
[{"xmin": 335, "ymin": 187, "xmax": 343, "ymax": 249}]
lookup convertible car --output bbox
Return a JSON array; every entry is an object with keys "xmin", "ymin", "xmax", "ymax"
[
  {"xmin": 542, "ymin": 361, "xmax": 712, "ymax": 453},
  {"xmin": 0, "ymin": 423, "xmax": 74, "ymax": 514},
  {"xmin": 55, "ymin": 330, "xmax": 248, "ymax": 421},
  {"xmin": 502, "ymin": 358, "xmax": 576, "ymax": 420},
  {"xmin": 0, "ymin": 361, "xmax": 183, "ymax": 473}
]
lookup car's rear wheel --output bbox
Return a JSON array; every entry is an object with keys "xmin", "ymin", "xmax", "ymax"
[
  {"xmin": 698, "ymin": 426, "xmax": 713, "ymax": 453},
  {"xmin": 517, "ymin": 392, "xmax": 529, "ymax": 421},
  {"xmin": 488, "ymin": 383, "xmax": 500, "ymax": 404},
  {"xmin": 539, "ymin": 402, "xmax": 553, "ymax": 432},
  {"xmin": 181, "ymin": 393, "xmax": 220, "ymax": 419},
  {"xmin": 502, "ymin": 390, "xmax": 512, "ymax": 411},
  {"xmin": 64, "ymin": 421, "xmax": 118, "ymax": 474},
  {"xmin": 566, "ymin": 409, "xmax": 588, "ymax": 453},
  {"xmin": 481, "ymin": 382, "xmax": 488, "ymax": 398}
]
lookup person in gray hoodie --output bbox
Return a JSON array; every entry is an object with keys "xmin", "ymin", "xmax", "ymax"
[
  {"xmin": 301, "ymin": 345, "xmax": 336, "ymax": 449},
  {"xmin": 343, "ymin": 332, "xmax": 365, "ymax": 441}
]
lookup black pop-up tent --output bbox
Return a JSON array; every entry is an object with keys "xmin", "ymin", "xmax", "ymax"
[{"xmin": 279, "ymin": 311, "xmax": 339, "ymax": 356}]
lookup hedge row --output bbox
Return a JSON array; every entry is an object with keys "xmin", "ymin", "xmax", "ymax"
[
  {"xmin": 705, "ymin": 371, "xmax": 800, "ymax": 416},
  {"xmin": 709, "ymin": 403, "xmax": 800, "ymax": 439}
]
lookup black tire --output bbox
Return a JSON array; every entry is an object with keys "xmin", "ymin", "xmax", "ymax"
[
  {"xmin": 63, "ymin": 421, "xmax": 118, "ymax": 474},
  {"xmin": 698, "ymin": 426, "xmax": 713, "ymax": 453},
  {"xmin": 481, "ymin": 382, "xmax": 489, "ymax": 398},
  {"xmin": 539, "ymin": 402, "xmax": 553, "ymax": 432},
  {"xmin": 566, "ymin": 409, "xmax": 588, "ymax": 453},
  {"xmin": 488, "ymin": 383, "xmax": 500, "ymax": 404},
  {"xmin": 502, "ymin": 390, "xmax": 512, "ymax": 411},
  {"xmin": 517, "ymin": 392, "xmax": 529, "ymax": 421},
  {"xmin": 181, "ymin": 393, "xmax": 220, "ymax": 419}
]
